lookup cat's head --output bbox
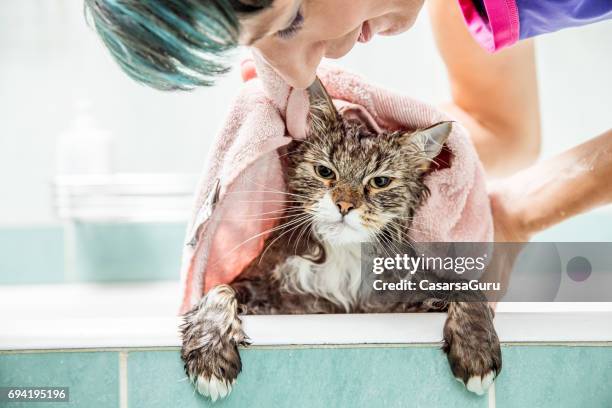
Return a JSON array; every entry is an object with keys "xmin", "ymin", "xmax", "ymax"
[{"xmin": 286, "ymin": 78, "xmax": 452, "ymax": 245}]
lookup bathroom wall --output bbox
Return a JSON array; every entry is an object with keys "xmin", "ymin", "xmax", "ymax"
[
  {"xmin": 2, "ymin": 345, "xmax": 611, "ymax": 408},
  {"xmin": 0, "ymin": 1, "xmax": 610, "ymax": 226}
]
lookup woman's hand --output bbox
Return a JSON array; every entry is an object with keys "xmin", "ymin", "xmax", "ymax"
[
  {"xmin": 482, "ymin": 184, "xmax": 532, "ymax": 309},
  {"xmin": 489, "ymin": 185, "xmax": 532, "ymax": 244}
]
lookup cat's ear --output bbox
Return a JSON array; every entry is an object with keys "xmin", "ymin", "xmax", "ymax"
[
  {"xmin": 402, "ymin": 121, "xmax": 453, "ymax": 170},
  {"xmin": 307, "ymin": 77, "xmax": 341, "ymax": 129}
]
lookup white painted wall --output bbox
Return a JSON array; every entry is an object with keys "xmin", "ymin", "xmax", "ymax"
[{"xmin": 0, "ymin": 1, "xmax": 610, "ymax": 225}]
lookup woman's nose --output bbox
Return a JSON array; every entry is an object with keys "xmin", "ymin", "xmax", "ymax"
[{"xmin": 256, "ymin": 43, "xmax": 325, "ymax": 89}]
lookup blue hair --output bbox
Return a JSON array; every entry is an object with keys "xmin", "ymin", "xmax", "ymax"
[{"xmin": 84, "ymin": 0, "xmax": 272, "ymax": 90}]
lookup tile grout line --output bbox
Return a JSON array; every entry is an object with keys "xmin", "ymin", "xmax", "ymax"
[
  {"xmin": 119, "ymin": 351, "xmax": 128, "ymax": 408},
  {"xmin": 488, "ymin": 382, "xmax": 496, "ymax": 408}
]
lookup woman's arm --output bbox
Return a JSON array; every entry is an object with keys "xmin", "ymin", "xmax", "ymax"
[
  {"xmin": 491, "ymin": 128, "xmax": 612, "ymax": 242},
  {"xmin": 483, "ymin": 128, "xmax": 611, "ymax": 306},
  {"xmin": 428, "ymin": 0, "xmax": 541, "ymax": 177}
]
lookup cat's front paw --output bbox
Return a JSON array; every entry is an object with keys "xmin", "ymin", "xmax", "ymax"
[
  {"xmin": 184, "ymin": 339, "xmax": 240, "ymax": 401},
  {"xmin": 443, "ymin": 304, "xmax": 502, "ymax": 395},
  {"xmin": 180, "ymin": 285, "xmax": 249, "ymax": 401},
  {"xmin": 444, "ymin": 334, "xmax": 501, "ymax": 395}
]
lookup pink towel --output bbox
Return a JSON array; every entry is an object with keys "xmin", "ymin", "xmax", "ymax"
[{"xmin": 179, "ymin": 58, "xmax": 493, "ymax": 314}]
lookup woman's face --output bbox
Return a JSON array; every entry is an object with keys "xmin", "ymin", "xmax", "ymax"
[{"xmin": 240, "ymin": 0, "xmax": 425, "ymax": 89}]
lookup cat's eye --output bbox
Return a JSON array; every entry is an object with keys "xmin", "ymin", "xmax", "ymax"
[
  {"xmin": 370, "ymin": 176, "xmax": 392, "ymax": 189},
  {"xmin": 315, "ymin": 165, "xmax": 335, "ymax": 180}
]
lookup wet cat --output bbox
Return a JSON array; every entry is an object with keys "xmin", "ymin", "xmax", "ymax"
[{"xmin": 181, "ymin": 79, "xmax": 501, "ymax": 401}]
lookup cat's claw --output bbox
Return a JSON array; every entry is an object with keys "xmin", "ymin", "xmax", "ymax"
[
  {"xmin": 195, "ymin": 375, "xmax": 235, "ymax": 401},
  {"xmin": 458, "ymin": 370, "xmax": 496, "ymax": 395}
]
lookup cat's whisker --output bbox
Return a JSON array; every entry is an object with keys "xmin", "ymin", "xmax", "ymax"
[
  {"xmin": 386, "ymin": 219, "xmax": 434, "ymax": 241},
  {"xmin": 216, "ymin": 217, "xmax": 306, "ymax": 266},
  {"xmin": 235, "ymin": 199, "xmax": 303, "ymax": 204},
  {"xmin": 295, "ymin": 210, "xmax": 320, "ymax": 254},
  {"xmin": 292, "ymin": 137, "xmax": 321, "ymax": 152},
  {"xmin": 208, "ymin": 214, "xmax": 313, "ymax": 268},
  {"xmin": 225, "ymin": 189, "xmax": 311, "ymax": 200},
  {"xmin": 275, "ymin": 146, "xmax": 306, "ymax": 161},
  {"xmin": 400, "ymin": 150, "xmax": 449, "ymax": 170},
  {"xmin": 225, "ymin": 186, "xmax": 301, "ymax": 201},
  {"xmin": 387, "ymin": 214, "xmax": 429, "ymax": 225},
  {"xmin": 386, "ymin": 219, "xmax": 427, "ymax": 235},
  {"xmin": 285, "ymin": 215, "xmax": 306, "ymax": 246},
  {"xmin": 393, "ymin": 219, "xmax": 436, "ymax": 238},
  {"xmin": 290, "ymin": 217, "xmax": 313, "ymax": 256},
  {"xmin": 219, "ymin": 214, "xmax": 302, "ymax": 222},
  {"xmin": 233, "ymin": 196, "xmax": 302, "ymax": 201},
  {"xmin": 293, "ymin": 216, "xmax": 312, "ymax": 256},
  {"xmin": 230, "ymin": 206, "xmax": 306, "ymax": 217},
  {"xmin": 304, "ymin": 221, "xmax": 316, "ymax": 255},
  {"xmin": 379, "ymin": 229, "xmax": 407, "ymax": 258},
  {"xmin": 258, "ymin": 216, "xmax": 313, "ymax": 264},
  {"xmin": 377, "ymin": 235, "xmax": 397, "ymax": 261},
  {"xmin": 370, "ymin": 229, "xmax": 395, "ymax": 260},
  {"xmin": 388, "ymin": 215, "xmax": 424, "ymax": 222},
  {"xmin": 238, "ymin": 207, "xmax": 305, "ymax": 217},
  {"xmin": 234, "ymin": 212, "xmax": 306, "ymax": 221},
  {"xmin": 378, "ymin": 221, "xmax": 415, "ymax": 253},
  {"xmin": 398, "ymin": 221, "xmax": 429, "ymax": 230},
  {"xmin": 386, "ymin": 217, "xmax": 431, "ymax": 230},
  {"xmin": 372, "ymin": 234, "xmax": 390, "ymax": 259}
]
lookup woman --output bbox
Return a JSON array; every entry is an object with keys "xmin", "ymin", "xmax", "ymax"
[{"xmin": 85, "ymin": 0, "xmax": 611, "ymax": 245}]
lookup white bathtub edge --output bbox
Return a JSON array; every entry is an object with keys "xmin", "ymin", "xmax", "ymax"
[{"xmin": 2, "ymin": 312, "xmax": 612, "ymax": 351}]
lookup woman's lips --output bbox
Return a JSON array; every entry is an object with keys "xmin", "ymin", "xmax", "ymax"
[{"xmin": 358, "ymin": 21, "xmax": 372, "ymax": 43}]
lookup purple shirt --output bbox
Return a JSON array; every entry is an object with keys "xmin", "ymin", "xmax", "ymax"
[{"xmin": 458, "ymin": 0, "xmax": 612, "ymax": 52}]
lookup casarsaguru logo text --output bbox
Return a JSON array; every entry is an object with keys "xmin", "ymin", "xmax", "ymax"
[{"xmin": 372, "ymin": 279, "xmax": 501, "ymax": 292}]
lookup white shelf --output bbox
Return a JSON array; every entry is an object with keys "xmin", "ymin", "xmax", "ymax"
[{"xmin": 53, "ymin": 173, "xmax": 198, "ymax": 222}]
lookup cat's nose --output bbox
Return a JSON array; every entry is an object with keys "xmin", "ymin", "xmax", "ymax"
[{"xmin": 336, "ymin": 201, "xmax": 355, "ymax": 216}]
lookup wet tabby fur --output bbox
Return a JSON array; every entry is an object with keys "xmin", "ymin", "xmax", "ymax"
[{"xmin": 181, "ymin": 80, "xmax": 501, "ymax": 400}]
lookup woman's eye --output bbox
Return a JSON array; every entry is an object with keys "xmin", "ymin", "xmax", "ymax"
[
  {"xmin": 315, "ymin": 165, "xmax": 335, "ymax": 180},
  {"xmin": 275, "ymin": 10, "xmax": 304, "ymax": 39},
  {"xmin": 370, "ymin": 176, "xmax": 391, "ymax": 188}
]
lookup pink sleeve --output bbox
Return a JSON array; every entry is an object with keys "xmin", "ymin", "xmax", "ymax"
[{"xmin": 457, "ymin": 0, "xmax": 520, "ymax": 52}]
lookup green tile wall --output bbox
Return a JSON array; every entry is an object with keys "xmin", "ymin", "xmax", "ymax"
[
  {"xmin": 0, "ymin": 226, "xmax": 64, "ymax": 284},
  {"xmin": 1, "ymin": 345, "xmax": 611, "ymax": 408},
  {"xmin": 0, "ymin": 223, "xmax": 186, "ymax": 284},
  {"xmin": 127, "ymin": 346, "xmax": 487, "ymax": 408},
  {"xmin": 71, "ymin": 223, "xmax": 185, "ymax": 282},
  {"xmin": 0, "ymin": 351, "xmax": 119, "ymax": 408},
  {"xmin": 496, "ymin": 345, "xmax": 612, "ymax": 408}
]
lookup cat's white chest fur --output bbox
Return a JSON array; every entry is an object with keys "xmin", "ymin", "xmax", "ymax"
[{"xmin": 281, "ymin": 242, "xmax": 363, "ymax": 311}]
